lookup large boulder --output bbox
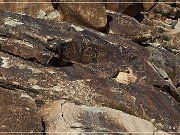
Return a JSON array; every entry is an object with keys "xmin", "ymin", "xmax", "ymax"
[
  {"xmin": 40, "ymin": 100, "xmax": 170, "ymax": 134},
  {"xmin": 55, "ymin": 0, "xmax": 107, "ymax": 31}
]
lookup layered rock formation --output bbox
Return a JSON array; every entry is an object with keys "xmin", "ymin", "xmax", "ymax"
[{"xmin": 0, "ymin": 0, "xmax": 179, "ymax": 134}]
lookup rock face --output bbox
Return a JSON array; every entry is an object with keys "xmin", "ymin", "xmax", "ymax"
[
  {"xmin": 40, "ymin": 100, "xmax": 170, "ymax": 134},
  {"xmin": 107, "ymin": 10, "xmax": 159, "ymax": 42},
  {"xmin": 0, "ymin": 1, "xmax": 179, "ymax": 134},
  {"xmin": 0, "ymin": 87, "xmax": 42, "ymax": 133},
  {"xmin": 0, "ymin": 10, "xmax": 179, "ymax": 133}
]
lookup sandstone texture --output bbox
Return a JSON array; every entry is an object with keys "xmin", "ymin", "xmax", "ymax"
[{"xmin": 0, "ymin": 0, "xmax": 179, "ymax": 134}]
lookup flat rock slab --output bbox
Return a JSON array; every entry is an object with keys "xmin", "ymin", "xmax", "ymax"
[
  {"xmin": 0, "ymin": 10, "xmax": 147, "ymax": 63},
  {"xmin": 40, "ymin": 100, "xmax": 170, "ymax": 134},
  {"xmin": 0, "ymin": 36, "xmax": 58, "ymax": 66},
  {"xmin": 0, "ymin": 87, "xmax": 42, "ymax": 133}
]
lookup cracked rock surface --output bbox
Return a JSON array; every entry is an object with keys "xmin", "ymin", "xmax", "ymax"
[
  {"xmin": 40, "ymin": 100, "xmax": 170, "ymax": 134},
  {"xmin": 0, "ymin": 0, "xmax": 179, "ymax": 134}
]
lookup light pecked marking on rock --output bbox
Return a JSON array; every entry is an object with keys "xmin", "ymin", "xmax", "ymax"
[
  {"xmin": 14, "ymin": 40, "xmax": 34, "ymax": 48},
  {"xmin": 64, "ymin": 38, "xmax": 73, "ymax": 42},
  {"xmin": 0, "ymin": 37, "xmax": 8, "ymax": 41},
  {"xmin": 70, "ymin": 24, "xmax": 84, "ymax": 31},
  {"xmin": 28, "ymin": 78, "xmax": 38, "ymax": 85},
  {"xmin": 20, "ymin": 93, "xmax": 35, "ymax": 102},
  {"xmin": 4, "ymin": 17, "xmax": 24, "ymax": 27},
  {"xmin": 1, "ymin": 57, "xmax": 10, "ymax": 68},
  {"xmin": 106, "ymin": 10, "xmax": 117, "ymax": 14},
  {"xmin": 31, "ymin": 85, "xmax": 46, "ymax": 90},
  {"xmin": 109, "ymin": 29, "xmax": 115, "ymax": 34},
  {"xmin": 12, "ymin": 81, "xmax": 20, "ymax": 85}
]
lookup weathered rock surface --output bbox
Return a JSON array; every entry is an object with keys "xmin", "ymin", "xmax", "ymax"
[
  {"xmin": 0, "ymin": 49, "xmax": 179, "ymax": 130},
  {"xmin": 141, "ymin": 2, "xmax": 180, "ymax": 53},
  {"xmin": 0, "ymin": 87, "xmax": 42, "ymax": 133},
  {"xmin": 105, "ymin": 0, "xmax": 144, "ymax": 17},
  {"xmin": 0, "ymin": 1, "xmax": 180, "ymax": 134},
  {"xmin": 55, "ymin": 0, "xmax": 107, "ymax": 31},
  {"xmin": 40, "ymin": 100, "xmax": 170, "ymax": 134},
  {"xmin": 107, "ymin": 10, "xmax": 159, "ymax": 42},
  {"xmin": 152, "ymin": 3, "xmax": 179, "ymax": 19},
  {"xmin": 0, "ymin": 36, "xmax": 58, "ymax": 65},
  {"xmin": 0, "ymin": 0, "xmax": 60, "ymax": 21},
  {"xmin": 0, "ymin": 11, "xmax": 179, "ymax": 133},
  {"xmin": 0, "ymin": 11, "xmax": 147, "ymax": 65}
]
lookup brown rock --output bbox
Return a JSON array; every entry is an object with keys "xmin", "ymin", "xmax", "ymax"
[
  {"xmin": 122, "ymin": 3, "xmax": 144, "ymax": 17},
  {"xmin": 0, "ymin": 36, "xmax": 59, "ymax": 65},
  {"xmin": 105, "ymin": 0, "xmax": 128, "ymax": 13},
  {"xmin": 105, "ymin": 0, "xmax": 144, "ymax": 17},
  {"xmin": 0, "ymin": 87, "xmax": 42, "ymax": 133},
  {"xmin": 0, "ymin": 11, "xmax": 179, "ymax": 132},
  {"xmin": 0, "ymin": 0, "xmax": 60, "ymax": 20},
  {"xmin": 147, "ymin": 46, "xmax": 180, "ymax": 86},
  {"xmin": 142, "ymin": 12, "xmax": 177, "ymax": 29},
  {"xmin": 143, "ymin": 0, "xmax": 156, "ymax": 11},
  {"xmin": 142, "ymin": 12, "xmax": 180, "ymax": 51},
  {"xmin": 106, "ymin": 10, "xmax": 159, "ymax": 42},
  {"xmin": 0, "ymin": 46, "xmax": 179, "ymax": 132},
  {"xmin": 153, "ymin": 3, "xmax": 173, "ymax": 16},
  {"xmin": 161, "ymin": 30, "xmax": 180, "ymax": 50},
  {"xmin": 56, "ymin": 0, "xmax": 107, "ymax": 31},
  {"xmin": 0, "ymin": 10, "xmax": 146, "ymax": 65},
  {"xmin": 177, "ymin": 0, "xmax": 180, "ymax": 8}
]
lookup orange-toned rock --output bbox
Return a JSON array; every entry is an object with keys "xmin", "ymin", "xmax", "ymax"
[
  {"xmin": 56, "ymin": 0, "xmax": 107, "ymax": 31},
  {"xmin": 105, "ymin": 0, "xmax": 144, "ymax": 17},
  {"xmin": 143, "ymin": 0, "xmax": 156, "ymax": 11},
  {"xmin": 0, "ymin": 0, "xmax": 60, "ymax": 20}
]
